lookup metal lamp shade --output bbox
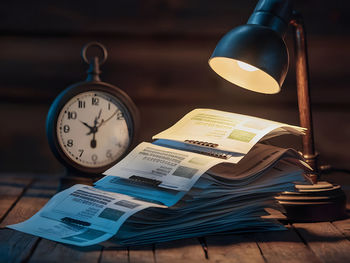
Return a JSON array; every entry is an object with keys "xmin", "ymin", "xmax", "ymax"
[{"xmin": 209, "ymin": 24, "xmax": 289, "ymax": 94}]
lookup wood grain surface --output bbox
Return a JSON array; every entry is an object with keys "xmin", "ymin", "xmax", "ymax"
[{"xmin": 0, "ymin": 174, "xmax": 349, "ymax": 263}]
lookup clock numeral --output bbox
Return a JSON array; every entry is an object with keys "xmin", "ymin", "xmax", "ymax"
[
  {"xmin": 78, "ymin": 149, "xmax": 84, "ymax": 157},
  {"xmin": 78, "ymin": 100, "xmax": 86, "ymax": 108},
  {"xmin": 92, "ymin": 97, "xmax": 99, "ymax": 106},
  {"xmin": 67, "ymin": 111, "xmax": 77, "ymax": 119},
  {"xmin": 63, "ymin": 125, "xmax": 70, "ymax": 133},
  {"xmin": 106, "ymin": 150, "xmax": 112, "ymax": 158},
  {"xmin": 116, "ymin": 110, "xmax": 124, "ymax": 120},
  {"xmin": 67, "ymin": 139, "xmax": 73, "ymax": 147},
  {"xmin": 91, "ymin": 154, "xmax": 98, "ymax": 162},
  {"xmin": 108, "ymin": 103, "xmax": 111, "ymax": 110}
]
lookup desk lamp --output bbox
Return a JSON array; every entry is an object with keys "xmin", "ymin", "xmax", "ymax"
[{"xmin": 209, "ymin": 0, "xmax": 346, "ymax": 222}]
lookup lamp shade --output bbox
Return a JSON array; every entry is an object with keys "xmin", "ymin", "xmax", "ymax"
[{"xmin": 209, "ymin": 24, "xmax": 289, "ymax": 94}]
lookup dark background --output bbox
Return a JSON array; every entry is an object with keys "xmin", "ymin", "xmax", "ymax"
[{"xmin": 0, "ymin": 0, "xmax": 349, "ymax": 174}]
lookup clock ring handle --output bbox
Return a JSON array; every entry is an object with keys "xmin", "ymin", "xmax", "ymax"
[{"xmin": 81, "ymin": 42, "xmax": 108, "ymax": 65}]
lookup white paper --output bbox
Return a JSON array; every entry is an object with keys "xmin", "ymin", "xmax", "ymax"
[
  {"xmin": 7, "ymin": 193, "xmax": 113, "ymax": 247},
  {"xmin": 8, "ymin": 184, "xmax": 164, "ymax": 246},
  {"xmin": 40, "ymin": 184, "xmax": 164, "ymax": 234},
  {"xmin": 9, "ymin": 212, "xmax": 114, "ymax": 247},
  {"xmin": 96, "ymin": 142, "xmax": 239, "ymax": 206},
  {"xmin": 100, "ymin": 142, "xmax": 228, "ymax": 192},
  {"xmin": 153, "ymin": 108, "xmax": 305, "ymax": 154},
  {"xmin": 94, "ymin": 177, "xmax": 185, "ymax": 207},
  {"xmin": 153, "ymin": 139, "xmax": 244, "ymax": 163}
]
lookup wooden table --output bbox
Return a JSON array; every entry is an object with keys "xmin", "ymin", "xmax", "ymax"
[{"xmin": 1, "ymin": 174, "xmax": 350, "ymax": 263}]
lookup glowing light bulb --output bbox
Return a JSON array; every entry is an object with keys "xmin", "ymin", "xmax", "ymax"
[{"xmin": 237, "ymin": 61, "xmax": 258, "ymax": 72}]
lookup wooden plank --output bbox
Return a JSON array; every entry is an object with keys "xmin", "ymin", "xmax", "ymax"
[
  {"xmin": 332, "ymin": 217, "xmax": 350, "ymax": 240},
  {"xmin": 330, "ymin": 180, "xmax": 350, "ymax": 240},
  {"xmin": 0, "ymin": 229, "xmax": 39, "ymax": 263},
  {"xmin": 0, "ymin": 36, "xmax": 349, "ymax": 104},
  {"xmin": 293, "ymin": 222, "xmax": 350, "ymax": 263},
  {"xmin": 0, "ymin": 1, "xmax": 254, "ymax": 36},
  {"xmin": 0, "ymin": 178, "xmax": 58, "ymax": 227},
  {"xmin": 155, "ymin": 238, "xmax": 205, "ymax": 263},
  {"xmin": 28, "ymin": 240, "xmax": 102, "ymax": 263},
  {"xmin": 205, "ymin": 234, "xmax": 265, "ymax": 263},
  {"xmin": 100, "ymin": 247, "xmax": 129, "ymax": 263},
  {"xmin": 255, "ymin": 226, "xmax": 321, "ymax": 263},
  {"xmin": 0, "ymin": 177, "xmax": 59, "ymax": 263},
  {"xmin": 0, "ymin": 0, "xmax": 347, "ymax": 36},
  {"xmin": 129, "ymin": 245, "xmax": 155, "ymax": 263},
  {"xmin": 0, "ymin": 176, "xmax": 33, "ymax": 221}
]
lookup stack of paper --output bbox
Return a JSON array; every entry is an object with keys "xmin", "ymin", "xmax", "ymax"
[
  {"xmin": 103, "ymin": 146, "xmax": 306, "ymax": 246},
  {"xmin": 8, "ymin": 109, "xmax": 309, "ymax": 247}
]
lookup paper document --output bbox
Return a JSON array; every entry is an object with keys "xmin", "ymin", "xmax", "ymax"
[
  {"xmin": 8, "ymin": 184, "xmax": 163, "ymax": 246},
  {"xmin": 40, "ymin": 184, "xmax": 164, "ymax": 233},
  {"xmin": 9, "ymin": 212, "xmax": 114, "ymax": 247},
  {"xmin": 97, "ymin": 142, "xmax": 234, "ymax": 206},
  {"xmin": 153, "ymin": 108, "xmax": 305, "ymax": 154},
  {"xmin": 101, "ymin": 142, "xmax": 228, "ymax": 192}
]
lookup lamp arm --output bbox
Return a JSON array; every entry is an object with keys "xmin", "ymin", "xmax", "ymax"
[{"xmin": 290, "ymin": 11, "xmax": 318, "ymax": 182}]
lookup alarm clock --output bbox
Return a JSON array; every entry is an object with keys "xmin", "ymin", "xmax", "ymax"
[{"xmin": 46, "ymin": 42, "xmax": 139, "ymax": 175}]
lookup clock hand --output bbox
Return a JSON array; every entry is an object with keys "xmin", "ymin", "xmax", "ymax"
[
  {"xmin": 94, "ymin": 109, "xmax": 103, "ymax": 126},
  {"xmin": 84, "ymin": 109, "xmax": 104, "ymax": 135},
  {"xmin": 97, "ymin": 110, "xmax": 118, "ymax": 128},
  {"xmin": 97, "ymin": 119, "xmax": 105, "ymax": 128},
  {"xmin": 88, "ymin": 109, "xmax": 121, "ymax": 149},
  {"xmin": 80, "ymin": 120, "xmax": 97, "ymax": 136},
  {"xmin": 80, "ymin": 120, "xmax": 94, "ymax": 130},
  {"xmin": 90, "ymin": 133, "xmax": 97, "ymax": 148},
  {"xmin": 89, "ymin": 109, "xmax": 103, "ymax": 146}
]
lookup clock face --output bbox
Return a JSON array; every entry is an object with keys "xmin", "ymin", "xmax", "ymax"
[{"xmin": 56, "ymin": 91, "xmax": 131, "ymax": 168}]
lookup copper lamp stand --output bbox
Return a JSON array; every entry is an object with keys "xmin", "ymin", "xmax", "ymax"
[{"xmin": 275, "ymin": 13, "xmax": 347, "ymax": 222}]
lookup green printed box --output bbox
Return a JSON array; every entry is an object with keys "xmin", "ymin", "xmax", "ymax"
[
  {"xmin": 172, "ymin": 166, "xmax": 198, "ymax": 179},
  {"xmin": 188, "ymin": 157, "xmax": 209, "ymax": 166},
  {"xmin": 98, "ymin": 208, "xmax": 125, "ymax": 221},
  {"xmin": 228, "ymin": 129, "xmax": 256, "ymax": 143}
]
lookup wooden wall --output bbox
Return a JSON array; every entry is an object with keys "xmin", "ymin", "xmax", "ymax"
[{"xmin": 0, "ymin": 0, "xmax": 349, "ymax": 173}]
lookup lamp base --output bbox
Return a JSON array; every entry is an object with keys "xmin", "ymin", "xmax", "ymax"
[{"xmin": 275, "ymin": 181, "xmax": 347, "ymax": 222}]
